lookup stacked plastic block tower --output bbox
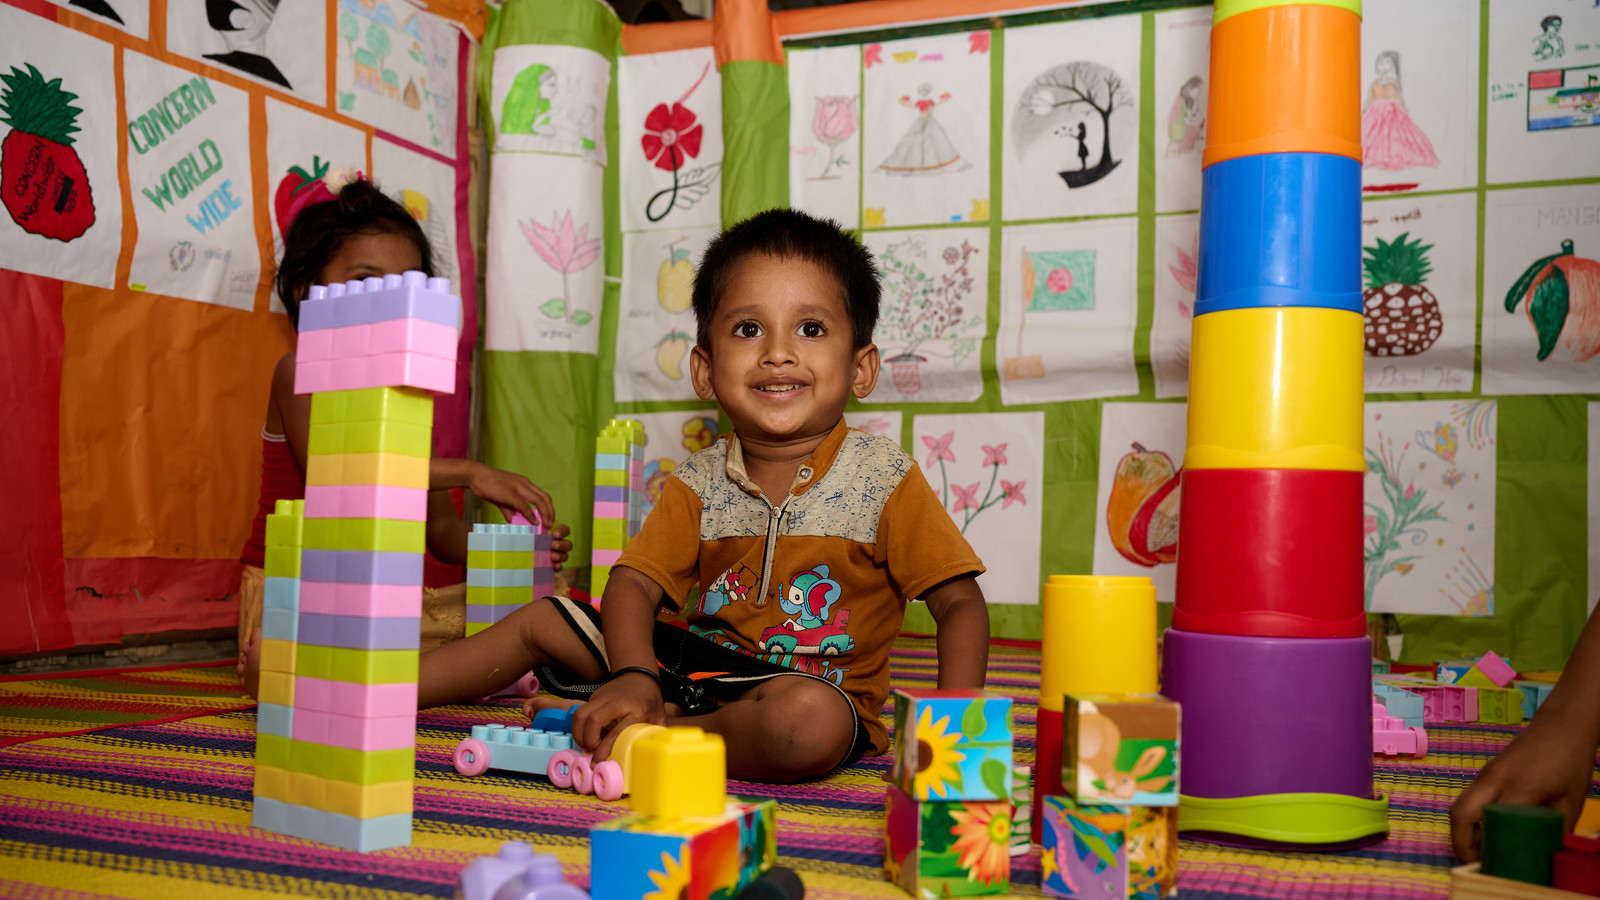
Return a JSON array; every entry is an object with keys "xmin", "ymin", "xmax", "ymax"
[
  {"xmin": 465, "ymin": 515, "xmax": 553, "ymax": 637},
  {"xmin": 883, "ymin": 689, "xmax": 1014, "ymax": 897},
  {"xmin": 1161, "ymin": 0, "xmax": 1390, "ymax": 849},
  {"xmin": 253, "ymin": 271, "xmax": 459, "ymax": 852},
  {"xmin": 590, "ymin": 418, "xmax": 646, "ymax": 602}
]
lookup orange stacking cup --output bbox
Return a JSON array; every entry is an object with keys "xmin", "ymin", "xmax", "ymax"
[{"xmin": 1203, "ymin": 3, "xmax": 1362, "ymax": 168}]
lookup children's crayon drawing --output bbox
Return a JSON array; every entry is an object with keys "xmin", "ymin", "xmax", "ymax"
[
  {"xmin": 372, "ymin": 135, "xmax": 462, "ymax": 297},
  {"xmin": 491, "ymin": 44, "xmax": 609, "ymax": 165},
  {"xmin": 614, "ymin": 224, "xmax": 719, "ymax": 402},
  {"xmin": 1003, "ymin": 15, "xmax": 1141, "ymax": 221},
  {"xmin": 1364, "ymin": 400, "xmax": 1497, "ymax": 616},
  {"xmin": 485, "ymin": 153, "xmax": 604, "ymax": 353},
  {"xmin": 1152, "ymin": 7, "xmax": 1211, "ymax": 213},
  {"xmin": 1488, "ymin": 1, "xmax": 1597, "ymax": 183},
  {"xmin": 617, "ymin": 410, "xmax": 720, "ymax": 519},
  {"xmin": 1589, "ymin": 403, "xmax": 1600, "ymax": 615},
  {"xmin": 912, "ymin": 413, "xmax": 1043, "ymax": 607},
  {"xmin": 861, "ymin": 31, "xmax": 990, "ymax": 229},
  {"xmin": 264, "ymin": 99, "xmax": 366, "ymax": 269},
  {"xmin": 619, "ymin": 47, "xmax": 722, "ymax": 233},
  {"xmin": 1360, "ymin": 193, "xmax": 1477, "ymax": 394},
  {"xmin": 0, "ymin": 7, "xmax": 122, "ymax": 288},
  {"xmin": 1361, "ymin": 0, "xmax": 1478, "ymax": 194},
  {"xmin": 1151, "ymin": 215, "xmax": 1199, "ymax": 399},
  {"xmin": 788, "ymin": 45, "xmax": 862, "ymax": 230},
  {"xmin": 998, "ymin": 218, "xmax": 1139, "ymax": 405},
  {"xmin": 332, "ymin": 0, "xmax": 457, "ymax": 152},
  {"xmin": 167, "ymin": 0, "xmax": 327, "ymax": 103},
  {"xmin": 844, "ymin": 411, "xmax": 903, "ymax": 444},
  {"xmin": 1092, "ymin": 403, "xmax": 1186, "ymax": 601},
  {"xmin": 1482, "ymin": 183, "xmax": 1600, "ymax": 395},
  {"xmin": 860, "ymin": 229, "xmax": 988, "ymax": 404},
  {"xmin": 49, "ymin": 0, "xmax": 149, "ymax": 37}
]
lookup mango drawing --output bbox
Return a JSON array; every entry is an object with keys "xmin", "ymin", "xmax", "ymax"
[
  {"xmin": 656, "ymin": 331, "xmax": 691, "ymax": 380},
  {"xmin": 1505, "ymin": 238, "xmax": 1600, "ymax": 363},
  {"xmin": 1106, "ymin": 443, "xmax": 1179, "ymax": 567},
  {"xmin": 658, "ymin": 240, "xmax": 694, "ymax": 312}
]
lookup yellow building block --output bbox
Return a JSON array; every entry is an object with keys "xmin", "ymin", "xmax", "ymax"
[
  {"xmin": 324, "ymin": 777, "xmax": 414, "ymax": 818},
  {"xmin": 629, "ymin": 726, "xmax": 726, "ymax": 818},
  {"xmin": 310, "ymin": 387, "xmax": 434, "ymax": 427},
  {"xmin": 258, "ymin": 671, "xmax": 296, "ymax": 706},
  {"xmin": 297, "ymin": 645, "xmax": 419, "ymax": 684},
  {"xmin": 254, "ymin": 764, "xmax": 291, "ymax": 802},
  {"xmin": 301, "ymin": 517, "xmax": 425, "ymax": 553},
  {"xmin": 260, "ymin": 639, "xmax": 297, "ymax": 675},
  {"xmin": 1185, "ymin": 307, "xmax": 1364, "ymax": 472},
  {"xmin": 307, "ymin": 420, "xmax": 432, "ymax": 458},
  {"xmin": 305, "ymin": 452, "xmax": 430, "ymax": 488}
]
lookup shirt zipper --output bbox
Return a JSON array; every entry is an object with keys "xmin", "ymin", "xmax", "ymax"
[{"xmin": 753, "ymin": 492, "xmax": 794, "ymax": 607}]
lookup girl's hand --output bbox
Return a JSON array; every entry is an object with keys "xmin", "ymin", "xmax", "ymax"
[
  {"xmin": 549, "ymin": 523, "xmax": 572, "ymax": 571},
  {"xmin": 469, "ymin": 464, "xmax": 556, "ymax": 528},
  {"xmin": 1449, "ymin": 716, "xmax": 1595, "ymax": 861}
]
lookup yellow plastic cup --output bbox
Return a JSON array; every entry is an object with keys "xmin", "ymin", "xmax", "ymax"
[
  {"xmin": 1040, "ymin": 575, "xmax": 1159, "ymax": 713},
  {"xmin": 1185, "ymin": 307, "xmax": 1365, "ymax": 472}
]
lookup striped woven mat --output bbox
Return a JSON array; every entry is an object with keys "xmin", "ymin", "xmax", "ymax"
[
  {"xmin": 0, "ymin": 638, "xmax": 1589, "ymax": 899},
  {"xmin": 0, "ymin": 661, "xmax": 254, "ymax": 748}
]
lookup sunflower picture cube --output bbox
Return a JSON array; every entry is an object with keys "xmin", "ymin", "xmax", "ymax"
[
  {"xmin": 1063, "ymin": 693, "xmax": 1179, "ymax": 807},
  {"xmin": 891, "ymin": 689, "xmax": 1014, "ymax": 802},
  {"xmin": 885, "ymin": 783, "xmax": 1011, "ymax": 897},
  {"xmin": 588, "ymin": 799, "xmax": 776, "ymax": 900},
  {"xmin": 1039, "ymin": 796, "xmax": 1177, "ymax": 899}
]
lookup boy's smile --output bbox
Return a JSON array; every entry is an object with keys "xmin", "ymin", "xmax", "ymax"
[{"xmin": 691, "ymin": 254, "xmax": 879, "ymax": 459}]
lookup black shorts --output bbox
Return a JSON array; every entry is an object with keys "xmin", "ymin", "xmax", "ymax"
[{"xmin": 532, "ymin": 596, "xmax": 870, "ymax": 769}]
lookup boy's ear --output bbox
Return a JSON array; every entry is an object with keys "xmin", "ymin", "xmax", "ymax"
[
  {"xmin": 689, "ymin": 343, "xmax": 716, "ymax": 401},
  {"xmin": 852, "ymin": 343, "xmax": 881, "ymax": 399}
]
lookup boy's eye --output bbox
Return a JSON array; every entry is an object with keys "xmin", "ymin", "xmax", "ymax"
[
  {"xmin": 798, "ymin": 321, "xmax": 826, "ymax": 338},
  {"xmin": 734, "ymin": 321, "xmax": 762, "ymax": 338}
]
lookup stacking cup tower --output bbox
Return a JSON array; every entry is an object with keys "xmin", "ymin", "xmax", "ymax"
[{"xmin": 1163, "ymin": 0, "xmax": 1389, "ymax": 849}]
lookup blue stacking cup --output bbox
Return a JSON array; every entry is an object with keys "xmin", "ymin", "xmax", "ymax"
[{"xmin": 1195, "ymin": 152, "xmax": 1362, "ymax": 316}]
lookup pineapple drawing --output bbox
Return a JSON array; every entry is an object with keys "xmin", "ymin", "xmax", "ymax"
[
  {"xmin": 1, "ymin": 64, "xmax": 95, "ymax": 241},
  {"xmin": 1362, "ymin": 232, "xmax": 1441, "ymax": 357}
]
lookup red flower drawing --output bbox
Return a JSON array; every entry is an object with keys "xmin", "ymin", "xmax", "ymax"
[
  {"xmin": 864, "ymin": 44, "xmax": 883, "ymax": 69},
  {"xmin": 641, "ymin": 102, "xmax": 703, "ymax": 172},
  {"xmin": 968, "ymin": 32, "xmax": 990, "ymax": 54}
]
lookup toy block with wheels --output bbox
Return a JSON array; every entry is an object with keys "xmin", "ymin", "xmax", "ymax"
[
  {"xmin": 1063, "ymin": 693, "xmax": 1179, "ymax": 808},
  {"xmin": 452, "ymin": 708, "xmax": 579, "ymax": 782},
  {"xmin": 889, "ymin": 688, "xmax": 1014, "ymax": 802},
  {"xmin": 884, "ymin": 782, "xmax": 1011, "ymax": 897},
  {"xmin": 1039, "ymin": 795, "xmax": 1177, "ymax": 899},
  {"xmin": 588, "ymin": 727, "xmax": 777, "ymax": 900}
]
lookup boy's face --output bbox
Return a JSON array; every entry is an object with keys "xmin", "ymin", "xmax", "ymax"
[{"xmin": 690, "ymin": 254, "xmax": 879, "ymax": 446}]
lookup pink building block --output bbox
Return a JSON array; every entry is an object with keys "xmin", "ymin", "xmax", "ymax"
[
  {"xmin": 1373, "ymin": 700, "xmax": 1428, "ymax": 758},
  {"xmin": 592, "ymin": 501, "xmax": 628, "ymax": 520},
  {"xmin": 592, "ymin": 548, "xmax": 623, "ymax": 567},
  {"xmin": 298, "ymin": 319, "xmax": 459, "ymax": 363},
  {"xmin": 1473, "ymin": 651, "xmax": 1517, "ymax": 688},
  {"xmin": 295, "ymin": 677, "xmax": 419, "ymax": 717},
  {"xmin": 1417, "ymin": 685, "xmax": 1479, "ymax": 724},
  {"xmin": 298, "ymin": 581, "xmax": 422, "ymax": 617},
  {"xmin": 303, "ymin": 485, "xmax": 428, "ymax": 521},
  {"xmin": 296, "ymin": 351, "xmax": 456, "ymax": 394},
  {"xmin": 293, "ymin": 708, "xmax": 417, "ymax": 751}
]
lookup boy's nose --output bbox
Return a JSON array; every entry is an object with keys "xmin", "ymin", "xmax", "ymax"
[{"xmin": 759, "ymin": 334, "xmax": 798, "ymax": 365}]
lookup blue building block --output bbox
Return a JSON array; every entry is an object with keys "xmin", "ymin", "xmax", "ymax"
[
  {"xmin": 252, "ymin": 796, "xmax": 412, "ymax": 852},
  {"xmin": 454, "ymin": 722, "xmax": 577, "ymax": 780},
  {"xmin": 257, "ymin": 702, "xmax": 295, "ymax": 738},
  {"xmin": 1374, "ymin": 682, "xmax": 1425, "ymax": 729},
  {"xmin": 1516, "ymin": 681, "xmax": 1554, "ymax": 721},
  {"xmin": 467, "ymin": 567, "xmax": 536, "ymax": 588},
  {"xmin": 264, "ymin": 577, "xmax": 301, "ymax": 610},
  {"xmin": 262, "ymin": 607, "xmax": 299, "ymax": 642}
]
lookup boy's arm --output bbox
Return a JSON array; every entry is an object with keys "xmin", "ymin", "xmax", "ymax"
[
  {"xmin": 572, "ymin": 566, "xmax": 671, "ymax": 761},
  {"xmin": 922, "ymin": 575, "xmax": 989, "ymax": 689},
  {"xmin": 1450, "ymin": 607, "xmax": 1600, "ymax": 861}
]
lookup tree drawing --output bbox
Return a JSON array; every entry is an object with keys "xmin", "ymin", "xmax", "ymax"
[
  {"xmin": 340, "ymin": 12, "xmax": 360, "ymax": 59},
  {"xmin": 366, "ymin": 21, "xmax": 391, "ymax": 76},
  {"xmin": 1016, "ymin": 62, "xmax": 1134, "ymax": 190}
]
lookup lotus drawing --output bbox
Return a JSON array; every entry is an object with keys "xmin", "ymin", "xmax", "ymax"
[{"xmin": 521, "ymin": 210, "xmax": 601, "ymax": 326}]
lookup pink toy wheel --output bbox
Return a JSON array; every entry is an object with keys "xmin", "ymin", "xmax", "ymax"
[
  {"xmin": 592, "ymin": 760, "xmax": 625, "ymax": 801},
  {"xmin": 516, "ymin": 672, "xmax": 541, "ymax": 698},
  {"xmin": 453, "ymin": 738, "xmax": 492, "ymax": 776},
  {"xmin": 548, "ymin": 749, "xmax": 579, "ymax": 788},
  {"xmin": 1412, "ymin": 727, "xmax": 1429, "ymax": 758},
  {"xmin": 572, "ymin": 755, "xmax": 596, "ymax": 794}
]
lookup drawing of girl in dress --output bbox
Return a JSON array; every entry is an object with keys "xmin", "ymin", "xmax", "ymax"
[
  {"xmin": 1165, "ymin": 76, "xmax": 1205, "ymax": 157},
  {"xmin": 878, "ymin": 83, "xmax": 967, "ymax": 175},
  {"xmin": 1361, "ymin": 51, "xmax": 1438, "ymax": 172}
]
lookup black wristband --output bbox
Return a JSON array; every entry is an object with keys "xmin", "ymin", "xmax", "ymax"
[{"xmin": 610, "ymin": 665, "xmax": 661, "ymax": 684}]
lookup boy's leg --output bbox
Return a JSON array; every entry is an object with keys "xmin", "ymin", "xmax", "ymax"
[
  {"xmin": 672, "ymin": 675, "xmax": 857, "ymax": 783},
  {"xmin": 417, "ymin": 597, "xmax": 606, "ymax": 708}
]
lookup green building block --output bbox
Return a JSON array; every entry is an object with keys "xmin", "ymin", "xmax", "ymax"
[
  {"xmin": 465, "ymin": 585, "xmax": 532, "ymax": 606},
  {"xmin": 297, "ymin": 646, "xmax": 419, "ymax": 684},
  {"xmin": 301, "ymin": 518, "xmax": 425, "ymax": 553},
  {"xmin": 307, "ymin": 420, "xmax": 432, "ymax": 457},
  {"xmin": 281, "ymin": 737, "xmax": 415, "ymax": 784},
  {"xmin": 465, "ymin": 550, "xmax": 535, "ymax": 570},
  {"xmin": 310, "ymin": 387, "xmax": 434, "ymax": 427},
  {"xmin": 595, "ymin": 468, "xmax": 628, "ymax": 488},
  {"xmin": 264, "ymin": 546, "xmax": 303, "ymax": 578}
]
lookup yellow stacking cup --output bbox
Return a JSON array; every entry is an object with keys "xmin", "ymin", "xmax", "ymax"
[
  {"xmin": 1040, "ymin": 575, "xmax": 1159, "ymax": 713},
  {"xmin": 1185, "ymin": 307, "xmax": 1365, "ymax": 472}
]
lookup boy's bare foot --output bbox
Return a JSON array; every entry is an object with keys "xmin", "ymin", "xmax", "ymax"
[{"xmin": 238, "ymin": 627, "xmax": 262, "ymax": 699}]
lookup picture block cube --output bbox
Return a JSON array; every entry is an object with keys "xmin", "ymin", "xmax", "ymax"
[
  {"xmin": 588, "ymin": 799, "xmax": 775, "ymax": 900},
  {"xmin": 885, "ymin": 783, "xmax": 1011, "ymax": 897},
  {"xmin": 1064, "ymin": 693, "xmax": 1178, "ymax": 807},
  {"xmin": 891, "ymin": 688, "xmax": 1014, "ymax": 802},
  {"xmin": 1040, "ymin": 796, "xmax": 1177, "ymax": 899}
]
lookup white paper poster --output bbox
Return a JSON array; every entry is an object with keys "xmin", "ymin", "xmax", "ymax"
[
  {"xmin": 1092, "ymin": 402, "xmax": 1187, "ymax": 601},
  {"xmin": 264, "ymin": 98, "xmax": 367, "ymax": 267},
  {"xmin": 912, "ymin": 412, "xmax": 1044, "ymax": 606},
  {"xmin": 0, "ymin": 5, "xmax": 123, "ymax": 288},
  {"xmin": 1360, "ymin": 192, "xmax": 1478, "ymax": 394},
  {"xmin": 861, "ymin": 31, "xmax": 992, "ymax": 229},
  {"xmin": 998, "ymin": 218, "xmax": 1139, "ymax": 405},
  {"xmin": 1360, "ymin": 0, "xmax": 1480, "ymax": 195},
  {"xmin": 614, "ymin": 225, "xmax": 720, "ymax": 402},
  {"xmin": 166, "ymin": 0, "xmax": 326, "ymax": 103},
  {"xmin": 48, "ymin": 0, "xmax": 150, "ymax": 38},
  {"xmin": 485, "ymin": 153, "xmax": 605, "ymax": 353},
  {"xmin": 372, "ymin": 135, "xmax": 462, "ymax": 297},
  {"xmin": 1364, "ymin": 400, "xmax": 1497, "ymax": 616},
  {"xmin": 861, "ymin": 228, "xmax": 989, "ymax": 405},
  {"xmin": 334, "ymin": 0, "xmax": 459, "ymax": 154},
  {"xmin": 1486, "ymin": 0, "xmax": 1600, "ymax": 185},
  {"xmin": 1003, "ymin": 15, "xmax": 1141, "ymax": 222},
  {"xmin": 1152, "ymin": 7, "xmax": 1211, "ymax": 214},
  {"xmin": 619, "ymin": 47, "xmax": 722, "ymax": 234},
  {"xmin": 788, "ymin": 45, "xmax": 862, "ymax": 230},
  {"xmin": 1151, "ymin": 214, "xmax": 1199, "ymax": 399},
  {"xmin": 1482, "ymin": 184, "xmax": 1600, "ymax": 395},
  {"xmin": 1589, "ymin": 402, "xmax": 1600, "ymax": 615},
  {"xmin": 491, "ymin": 43, "xmax": 609, "ymax": 164},
  {"xmin": 124, "ymin": 52, "xmax": 260, "ymax": 308},
  {"xmin": 617, "ymin": 409, "xmax": 720, "ymax": 519},
  {"xmin": 844, "ymin": 410, "xmax": 903, "ymax": 444}
]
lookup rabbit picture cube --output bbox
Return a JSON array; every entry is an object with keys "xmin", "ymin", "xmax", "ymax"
[
  {"xmin": 890, "ymin": 689, "xmax": 1014, "ymax": 802},
  {"xmin": 884, "ymin": 783, "xmax": 1011, "ymax": 897},
  {"xmin": 1039, "ymin": 796, "xmax": 1178, "ymax": 900},
  {"xmin": 1064, "ymin": 693, "xmax": 1179, "ymax": 808}
]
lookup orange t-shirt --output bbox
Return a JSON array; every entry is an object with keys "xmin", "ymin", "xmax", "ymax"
[{"xmin": 616, "ymin": 418, "xmax": 985, "ymax": 754}]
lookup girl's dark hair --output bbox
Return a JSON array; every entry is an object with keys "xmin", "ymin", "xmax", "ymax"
[
  {"xmin": 274, "ymin": 178, "xmax": 433, "ymax": 327},
  {"xmin": 1541, "ymin": 15, "xmax": 1562, "ymax": 31}
]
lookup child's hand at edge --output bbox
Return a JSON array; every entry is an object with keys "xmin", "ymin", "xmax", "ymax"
[
  {"xmin": 923, "ymin": 574, "xmax": 990, "ymax": 690},
  {"xmin": 468, "ymin": 463, "xmax": 556, "ymax": 528},
  {"xmin": 572, "ymin": 672, "xmax": 669, "ymax": 762},
  {"xmin": 1449, "ymin": 716, "xmax": 1595, "ymax": 861}
]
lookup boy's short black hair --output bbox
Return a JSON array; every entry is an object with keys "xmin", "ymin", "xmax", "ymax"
[
  {"xmin": 274, "ymin": 178, "xmax": 433, "ymax": 328},
  {"xmin": 691, "ymin": 208, "xmax": 880, "ymax": 350}
]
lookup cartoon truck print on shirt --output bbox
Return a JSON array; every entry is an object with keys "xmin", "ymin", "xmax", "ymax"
[
  {"xmin": 757, "ymin": 565, "xmax": 856, "ymax": 656},
  {"xmin": 759, "ymin": 610, "xmax": 855, "ymax": 656}
]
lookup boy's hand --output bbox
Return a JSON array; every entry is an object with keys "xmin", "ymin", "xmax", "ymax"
[
  {"xmin": 1450, "ymin": 718, "xmax": 1595, "ymax": 861},
  {"xmin": 572, "ymin": 671, "xmax": 668, "ymax": 762},
  {"xmin": 468, "ymin": 463, "xmax": 557, "ymax": 528}
]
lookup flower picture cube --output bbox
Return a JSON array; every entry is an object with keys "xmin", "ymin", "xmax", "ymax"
[
  {"xmin": 891, "ymin": 688, "xmax": 1014, "ymax": 802},
  {"xmin": 1064, "ymin": 693, "xmax": 1179, "ymax": 807},
  {"xmin": 588, "ymin": 800, "xmax": 775, "ymax": 900},
  {"xmin": 1039, "ymin": 796, "xmax": 1177, "ymax": 899},
  {"xmin": 884, "ymin": 783, "xmax": 1011, "ymax": 898}
]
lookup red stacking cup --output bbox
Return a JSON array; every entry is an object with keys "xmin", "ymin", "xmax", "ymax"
[{"xmin": 1174, "ymin": 468, "xmax": 1366, "ymax": 638}]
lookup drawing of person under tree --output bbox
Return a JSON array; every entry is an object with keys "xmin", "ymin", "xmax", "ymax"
[
  {"xmin": 878, "ymin": 84, "xmax": 968, "ymax": 175},
  {"xmin": 1166, "ymin": 76, "xmax": 1205, "ymax": 157},
  {"xmin": 1361, "ymin": 51, "xmax": 1438, "ymax": 172}
]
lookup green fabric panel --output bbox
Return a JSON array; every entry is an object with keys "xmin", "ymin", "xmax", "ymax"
[{"xmin": 720, "ymin": 59, "xmax": 790, "ymax": 225}]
